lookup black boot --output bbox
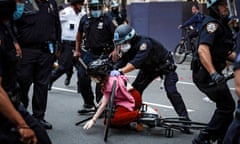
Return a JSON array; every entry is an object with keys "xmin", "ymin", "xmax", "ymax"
[
  {"xmin": 180, "ymin": 116, "xmax": 193, "ymax": 134},
  {"xmin": 192, "ymin": 130, "xmax": 213, "ymax": 144}
]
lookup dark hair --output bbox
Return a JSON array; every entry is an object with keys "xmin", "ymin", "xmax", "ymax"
[
  {"xmin": 192, "ymin": 3, "xmax": 199, "ymax": 10},
  {"xmin": 70, "ymin": 0, "xmax": 84, "ymax": 5}
]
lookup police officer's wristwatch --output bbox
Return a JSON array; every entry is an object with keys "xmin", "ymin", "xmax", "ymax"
[{"xmin": 118, "ymin": 69, "xmax": 123, "ymax": 75}]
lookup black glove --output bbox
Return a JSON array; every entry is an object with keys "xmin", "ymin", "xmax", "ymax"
[{"xmin": 211, "ymin": 72, "xmax": 225, "ymax": 85}]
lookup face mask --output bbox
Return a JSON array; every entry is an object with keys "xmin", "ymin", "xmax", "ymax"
[
  {"xmin": 13, "ymin": 3, "xmax": 24, "ymax": 20},
  {"xmin": 91, "ymin": 10, "xmax": 101, "ymax": 18},
  {"xmin": 120, "ymin": 43, "xmax": 131, "ymax": 53},
  {"xmin": 91, "ymin": 77, "xmax": 101, "ymax": 83}
]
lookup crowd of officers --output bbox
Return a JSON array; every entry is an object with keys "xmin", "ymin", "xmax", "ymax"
[{"xmin": 0, "ymin": 0, "xmax": 240, "ymax": 143}]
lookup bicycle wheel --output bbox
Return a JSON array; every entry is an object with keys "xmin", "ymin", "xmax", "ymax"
[
  {"xmin": 173, "ymin": 43, "xmax": 187, "ymax": 64},
  {"xmin": 104, "ymin": 80, "xmax": 116, "ymax": 142}
]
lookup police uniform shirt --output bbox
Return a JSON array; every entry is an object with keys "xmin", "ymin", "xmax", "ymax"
[
  {"xmin": 78, "ymin": 13, "xmax": 115, "ymax": 50},
  {"xmin": 60, "ymin": 6, "xmax": 85, "ymax": 41},
  {"xmin": 0, "ymin": 24, "xmax": 18, "ymax": 92},
  {"xmin": 198, "ymin": 16, "xmax": 234, "ymax": 70},
  {"xmin": 118, "ymin": 36, "xmax": 168, "ymax": 70},
  {"xmin": 15, "ymin": 0, "xmax": 60, "ymax": 46},
  {"xmin": 110, "ymin": 10, "xmax": 126, "ymax": 25}
]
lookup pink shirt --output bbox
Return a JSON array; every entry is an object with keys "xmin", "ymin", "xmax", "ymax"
[{"xmin": 103, "ymin": 75, "xmax": 135, "ymax": 111}]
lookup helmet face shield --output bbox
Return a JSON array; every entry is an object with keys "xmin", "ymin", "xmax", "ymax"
[
  {"xmin": 113, "ymin": 28, "xmax": 136, "ymax": 45},
  {"xmin": 89, "ymin": 4, "xmax": 102, "ymax": 10},
  {"xmin": 116, "ymin": 42, "xmax": 131, "ymax": 53},
  {"xmin": 207, "ymin": 0, "xmax": 218, "ymax": 8},
  {"xmin": 88, "ymin": 0, "xmax": 103, "ymax": 17}
]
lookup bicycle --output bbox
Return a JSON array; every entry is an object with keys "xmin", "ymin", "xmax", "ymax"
[
  {"xmin": 76, "ymin": 79, "xmax": 208, "ymax": 142},
  {"xmin": 173, "ymin": 26, "xmax": 198, "ymax": 64}
]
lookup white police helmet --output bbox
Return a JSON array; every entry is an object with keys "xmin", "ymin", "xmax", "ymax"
[
  {"xmin": 110, "ymin": 0, "xmax": 119, "ymax": 8},
  {"xmin": 207, "ymin": 0, "xmax": 218, "ymax": 8}
]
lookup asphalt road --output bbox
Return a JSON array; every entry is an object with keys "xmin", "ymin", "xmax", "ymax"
[{"xmin": 27, "ymin": 63, "xmax": 237, "ymax": 144}]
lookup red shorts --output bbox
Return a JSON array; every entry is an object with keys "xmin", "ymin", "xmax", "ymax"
[{"xmin": 110, "ymin": 89, "xmax": 142, "ymax": 127}]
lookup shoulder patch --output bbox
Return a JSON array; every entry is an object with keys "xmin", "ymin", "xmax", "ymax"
[
  {"xmin": 206, "ymin": 22, "xmax": 218, "ymax": 33},
  {"xmin": 139, "ymin": 43, "xmax": 147, "ymax": 51}
]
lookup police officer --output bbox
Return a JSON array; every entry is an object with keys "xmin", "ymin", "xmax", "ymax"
[
  {"xmin": 223, "ymin": 32, "xmax": 240, "ymax": 144},
  {"xmin": 191, "ymin": 0, "xmax": 236, "ymax": 143},
  {"xmin": 14, "ymin": 0, "xmax": 61, "ymax": 129},
  {"xmin": 48, "ymin": 0, "xmax": 85, "ymax": 91},
  {"xmin": 110, "ymin": 0, "xmax": 127, "ymax": 26},
  {"xmin": 74, "ymin": 0, "xmax": 116, "ymax": 114},
  {"xmin": 223, "ymin": 1, "xmax": 240, "ymax": 143},
  {"xmin": 111, "ymin": 24, "xmax": 191, "ymax": 133},
  {"xmin": 0, "ymin": 0, "xmax": 51, "ymax": 143}
]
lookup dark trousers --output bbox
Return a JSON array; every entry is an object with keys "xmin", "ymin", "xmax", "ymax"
[
  {"xmin": 78, "ymin": 51, "xmax": 108, "ymax": 107},
  {"xmin": 17, "ymin": 48, "xmax": 54, "ymax": 119},
  {"xmin": 132, "ymin": 70, "xmax": 189, "ymax": 118},
  {"xmin": 49, "ymin": 43, "xmax": 80, "ymax": 85},
  {"xmin": 0, "ymin": 103, "xmax": 52, "ymax": 144},
  {"xmin": 193, "ymin": 70, "xmax": 235, "ymax": 141},
  {"xmin": 223, "ymin": 118, "xmax": 240, "ymax": 144},
  {"xmin": 223, "ymin": 100, "xmax": 240, "ymax": 144}
]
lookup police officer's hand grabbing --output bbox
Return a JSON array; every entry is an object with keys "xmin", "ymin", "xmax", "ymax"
[
  {"xmin": 18, "ymin": 125, "xmax": 38, "ymax": 144},
  {"xmin": 211, "ymin": 72, "xmax": 225, "ymax": 85}
]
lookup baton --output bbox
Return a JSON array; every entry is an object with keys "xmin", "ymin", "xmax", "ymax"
[
  {"xmin": 78, "ymin": 58, "xmax": 88, "ymax": 70},
  {"xmin": 227, "ymin": 0, "xmax": 238, "ymax": 18}
]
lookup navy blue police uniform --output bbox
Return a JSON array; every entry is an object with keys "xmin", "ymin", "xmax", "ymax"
[
  {"xmin": 223, "ymin": 1, "xmax": 240, "ymax": 143},
  {"xmin": 191, "ymin": 15, "xmax": 236, "ymax": 142},
  {"xmin": 15, "ymin": 0, "xmax": 61, "ymax": 128},
  {"xmin": 77, "ymin": 12, "xmax": 115, "ymax": 112},
  {"xmin": 114, "ymin": 36, "xmax": 190, "ymax": 120},
  {"xmin": 0, "ymin": 21, "xmax": 52, "ymax": 144},
  {"xmin": 110, "ymin": 9, "xmax": 127, "ymax": 25}
]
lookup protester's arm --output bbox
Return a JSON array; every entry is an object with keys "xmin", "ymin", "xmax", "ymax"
[{"xmin": 83, "ymin": 96, "xmax": 109, "ymax": 130}]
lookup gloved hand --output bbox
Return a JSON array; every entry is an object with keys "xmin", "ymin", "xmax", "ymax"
[
  {"xmin": 83, "ymin": 119, "xmax": 95, "ymax": 130},
  {"xmin": 211, "ymin": 72, "xmax": 225, "ymax": 85},
  {"xmin": 110, "ymin": 70, "xmax": 122, "ymax": 76}
]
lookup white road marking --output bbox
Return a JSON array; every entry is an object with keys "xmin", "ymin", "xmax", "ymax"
[{"xmin": 51, "ymin": 74, "xmax": 235, "ymax": 113}]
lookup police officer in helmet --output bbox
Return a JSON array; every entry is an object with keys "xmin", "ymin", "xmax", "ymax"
[
  {"xmin": 223, "ymin": 0, "xmax": 240, "ymax": 143},
  {"xmin": 110, "ymin": 0, "xmax": 127, "ymax": 26},
  {"xmin": 0, "ymin": 0, "xmax": 51, "ymax": 143},
  {"xmin": 111, "ymin": 24, "xmax": 191, "ymax": 133},
  {"xmin": 191, "ymin": 0, "xmax": 237, "ymax": 143},
  {"xmin": 74, "ymin": 0, "xmax": 116, "ymax": 114}
]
